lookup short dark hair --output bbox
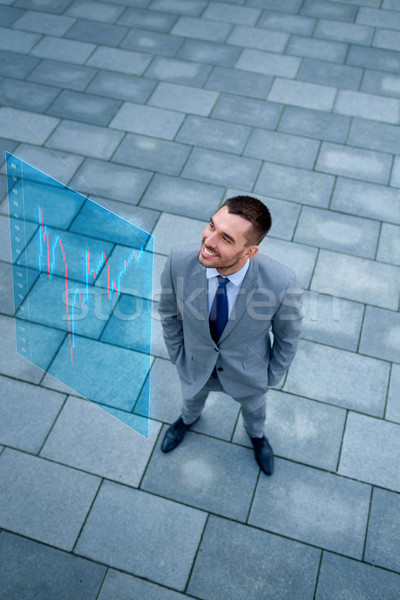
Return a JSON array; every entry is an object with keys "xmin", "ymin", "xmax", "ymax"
[{"xmin": 221, "ymin": 195, "xmax": 272, "ymax": 245}]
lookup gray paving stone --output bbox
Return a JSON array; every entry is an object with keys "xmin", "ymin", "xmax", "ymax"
[
  {"xmin": 301, "ymin": 291, "xmax": 364, "ymax": 351},
  {"xmin": 0, "ymin": 532, "xmax": 106, "ymax": 600},
  {"xmin": 28, "ymin": 59, "xmax": 97, "ymax": 92},
  {"xmin": 65, "ymin": 18, "xmax": 128, "ymax": 46},
  {"xmin": 7, "ymin": 143, "xmax": 84, "ymax": 186},
  {"xmin": 287, "ymin": 35, "xmax": 348, "ymax": 63},
  {"xmin": 258, "ymin": 237, "xmax": 317, "ymax": 289},
  {"xmin": 279, "ymin": 106, "xmax": 350, "ymax": 143},
  {"xmin": 203, "ymin": 2, "xmax": 260, "ymax": 25},
  {"xmin": 141, "ymin": 173, "xmax": 224, "ymax": 219},
  {"xmin": 247, "ymin": 0, "xmax": 302, "ymax": 11},
  {"xmin": 0, "ymin": 448, "xmax": 100, "ymax": 550},
  {"xmin": 339, "ymin": 412, "xmax": 400, "ymax": 491},
  {"xmin": 0, "ymin": 376, "xmax": 65, "ymax": 453},
  {"xmin": 111, "ymin": 102, "xmax": 184, "ymax": 140},
  {"xmin": 30, "ymin": 36, "xmax": 96, "ymax": 65},
  {"xmin": 268, "ymin": 78, "xmax": 336, "ymax": 111},
  {"xmin": 235, "ymin": 389, "xmax": 346, "ymax": 470},
  {"xmin": 148, "ymin": 82, "xmax": 218, "ymax": 116},
  {"xmin": 301, "ymin": 0, "xmax": 358, "ymax": 21},
  {"xmin": 0, "ymin": 5, "xmax": 23, "ymax": 25},
  {"xmin": 99, "ymin": 569, "xmax": 187, "ymax": 600},
  {"xmin": 391, "ymin": 155, "xmax": 400, "ymax": 188},
  {"xmin": 227, "ymin": 24, "xmax": 289, "ymax": 52},
  {"xmin": 150, "ymin": 0, "xmax": 207, "ymax": 16},
  {"xmin": 258, "ymin": 10, "xmax": 316, "ymax": 34},
  {"xmin": 316, "ymin": 552, "xmax": 400, "ymax": 600},
  {"xmin": 177, "ymin": 38, "xmax": 241, "ymax": 66},
  {"xmin": 134, "ymin": 357, "xmax": 184, "ymax": 423},
  {"xmin": 236, "ymin": 48, "xmax": 301, "ymax": 78},
  {"xmin": 361, "ymin": 69, "xmax": 400, "ymax": 98},
  {"xmin": 87, "ymin": 71, "xmax": 155, "ymax": 103},
  {"xmin": 285, "ymin": 340, "xmax": 390, "ymax": 415},
  {"xmin": 347, "ymin": 45, "xmax": 400, "ymax": 74},
  {"xmin": 377, "ymin": 222, "xmax": 400, "ymax": 265},
  {"xmin": 0, "ymin": 50, "xmax": 39, "ymax": 79},
  {"xmin": 177, "ymin": 116, "xmax": 250, "ymax": 153},
  {"xmin": 0, "ymin": 78, "xmax": 59, "ymax": 113},
  {"xmin": 112, "ymin": 133, "xmax": 190, "ymax": 175},
  {"xmin": 348, "ymin": 118, "xmax": 400, "ymax": 155},
  {"xmin": 150, "ymin": 212, "xmax": 205, "ymax": 255},
  {"xmin": 14, "ymin": 0, "xmax": 79, "ymax": 12},
  {"xmin": 249, "ymin": 459, "xmax": 370, "ymax": 558},
  {"xmin": 71, "ymin": 157, "xmax": 152, "ymax": 203},
  {"xmin": 316, "ymin": 142, "xmax": 392, "ymax": 185},
  {"xmin": 145, "ymin": 56, "xmax": 211, "ymax": 85},
  {"xmin": 357, "ymin": 6, "xmax": 400, "ymax": 29},
  {"xmin": 383, "ymin": 0, "xmax": 400, "ymax": 7},
  {"xmin": 120, "ymin": 28, "xmax": 183, "ymax": 56},
  {"xmin": 171, "ymin": 16, "xmax": 232, "ymax": 42},
  {"xmin": 294, "ymin": 206, "xmax": 380, "ymax": 258},
  {"xmin": 65, "ymin": 0, "xmax": 125, "ymax": 22},
  {"xmin": 0, "ymin": 26, "xmax": 40, "ymax": 53},
  {"xmin": 75, "ymin": 480, "xmax": 207, "ymax": 590},
  {"xmin": 311, "ymin": 249, "xmax": 400, "ymax": 310},
  {"xmin": 116, "ymin": 7, "xmax": 177, "ymax": 32},
  {"xmin": 335, "ymin": 90, "xmax": 400, "ymax": 124},
  {"xmin": 315, "ymin": 19, "xmax": 374, "ymax": 44},
  {"xmin": 41, "ymin": 396, "xmax": 161, "ymax": 486},
  {"xmin": 244, "ymin": 128, "xmax": 320, "ymax": 169},
  {"xmin": 0, "ymin": 137, "xmax": 22, "ymax": 168},
  {"xmin": 331, "ymin": 177, "xmax": 400, "ymax": 225},
  {"xmin": 0, "ymin": 314, "xmax": 65, "ymax": 383},
  {"xmin": 142, "ymin": 428, "xmax": 258, "ymax": 519},
  {"xmin": 205, "ymin": 66, "xmax": 272, "ymax": 99},
  {"xmin": 86, "ymin": 46, "xmax": 152, "ymax": 75},
  {"xmin": 373, "ymin": 27, "xmax": 400, "ymax": 52},
  {"xmin": 47, "ymin": 120, "xmax": 124, "ymax": 160},
  {"xmin": 13, "ymin": 9, "xmax": 75, "ymax": 35},
  {"xmin": 47, "ymin": 90, "xmax": 121, "ymax": 127},
  {"xmin": 182, "ymin": 147, "xmax": 260, "ymax": 189},
  {"xmin": 255, "ymin": 162, "xmax": 335, "ymax": 207},
  {"xmin": 188, "ymin": 515, "xmax": 320, "ymax": 600},
  {"xmin": 123, "ymin": 579, "xmax": 190, "ymax": 600},
  {"xmin": 297, "ymin": 58, "xmax": 363, "ymax": 90},
  {"xmin": 359, "ymin": 306, "xmax": 400, "ymax": 363},
  {"xmin": 387, "ymin": 364, "xmax": 400, "ymax": 423}
]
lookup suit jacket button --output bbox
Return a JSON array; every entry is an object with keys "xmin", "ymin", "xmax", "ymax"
[{"xmin": 217, "ymin": 367, "xmax": 223, "ymax": 371}]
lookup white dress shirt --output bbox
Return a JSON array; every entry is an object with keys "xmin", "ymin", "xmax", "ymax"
[{"xmin": 206, "ymin": 260, "xmax": 250, "ymax": 317}]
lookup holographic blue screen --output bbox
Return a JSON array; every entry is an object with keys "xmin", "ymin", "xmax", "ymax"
[{"xmin": 6, "ymin": 152, "xmax": 153, "ymax": 438}]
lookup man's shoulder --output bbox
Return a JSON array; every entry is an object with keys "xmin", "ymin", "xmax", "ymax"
[
  {"xmin": 168, "ymin": 244, "xmax": 200, "ymax": 270},
  {"xmin": 254, "ymin": 251, "xmax": 298, "ymax": 289}
]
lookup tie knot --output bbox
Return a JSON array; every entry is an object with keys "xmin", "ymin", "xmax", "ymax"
[{"xmin": 217, "ymin": 275, "xmax": 229, "ymax": 288}]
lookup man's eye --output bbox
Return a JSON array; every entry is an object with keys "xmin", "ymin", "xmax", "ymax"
[
  {"xmin": 222, "ymin": 236, "xmax": 230, "ymax": 243},
  {"xmin": 209, "ymin": 222, "xmax": 214, "ymax": 229}
]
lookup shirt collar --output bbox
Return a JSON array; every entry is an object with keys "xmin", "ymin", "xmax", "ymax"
[{"xmin": 206, "ymin": 259, "xmax": 250, "ymax": 286}]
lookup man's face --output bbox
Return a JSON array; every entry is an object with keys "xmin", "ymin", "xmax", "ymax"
[{"xmin": 198, "ymin": 206, "xmax": 258, "ymax": 275}]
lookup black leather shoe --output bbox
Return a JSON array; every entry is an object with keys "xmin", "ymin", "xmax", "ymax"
[
  {"xmin": 161, "ymin": 416, "xmax": 200, "ymax": 453},
  {"xmin": 251, "ymin": 435, "xmax": 274, "ymax": 475}
]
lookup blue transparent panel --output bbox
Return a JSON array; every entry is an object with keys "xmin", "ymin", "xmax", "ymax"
[{"xmin": 6, "ymin": 152, "xmax": 152, "ymax": 438}]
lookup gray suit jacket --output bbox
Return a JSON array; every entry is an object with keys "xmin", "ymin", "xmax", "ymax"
[{"xmin": 159, "ymin": 244, "xmax": 303, "ymax": 399}]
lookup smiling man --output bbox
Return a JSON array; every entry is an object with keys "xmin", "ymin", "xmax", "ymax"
[{"xmin": 158, "ymin": 196, "xmax": 303, "ymax": 475}]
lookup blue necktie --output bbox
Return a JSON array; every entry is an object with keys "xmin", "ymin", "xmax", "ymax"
[{"xmin": 209, "ymin": 275, "xmax": 229, "ymax": 344}]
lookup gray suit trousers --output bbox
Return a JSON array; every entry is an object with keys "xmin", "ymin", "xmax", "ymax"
[{"xmin": 181, "ymin": 375, "xmax": 267, "ymax": 438}]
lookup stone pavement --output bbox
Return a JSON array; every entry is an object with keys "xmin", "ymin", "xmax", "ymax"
[{"xmin": 0, "ymin": 0, "xmax": 400, "ymax": 598}]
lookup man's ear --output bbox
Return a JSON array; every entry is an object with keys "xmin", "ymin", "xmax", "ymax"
[{"xmin": 245, "ymin": 245, "xmax": 259, "ymax": 259}]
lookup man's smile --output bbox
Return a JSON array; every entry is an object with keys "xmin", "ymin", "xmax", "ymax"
[{"xmin": 201, "ymin": 245, "xmax": 218, "ymax": 258}]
